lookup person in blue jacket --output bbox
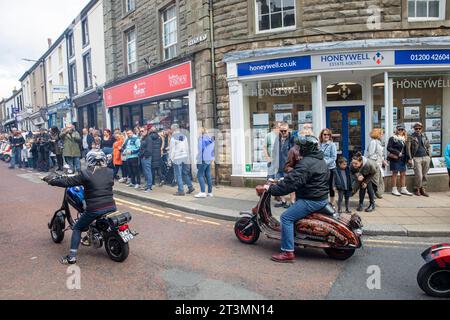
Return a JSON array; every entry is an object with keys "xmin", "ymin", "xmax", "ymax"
[
  {"xmin": 445, "ymin": 141, "xmax": 450, "ymax": 189},
  {"xmin": 121, "ymin": 129, "xmax": 141, "ymax": 189},
  {"xmin": 195, "ymin": 127, "xmax": 215, "ymax": 198}
]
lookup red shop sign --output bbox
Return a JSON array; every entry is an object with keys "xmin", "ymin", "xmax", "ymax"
[{"xmin": 103, "ymin": 61, "xmax": 192, "ymax": 108}]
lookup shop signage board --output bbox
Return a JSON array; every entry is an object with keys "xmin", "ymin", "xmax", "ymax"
[
  {"xmin": 311, "ymin": 51, "xmax": 395, "ymax": 70},
  {"xmin": 237, "ymin": 56, "xmax": 311, "ymax": 77},
  {"xmin": 104, "ymin": 61, "xmax": 192, "ymax": 108},
  {"xmin": 395, "ymin": 49, "xmax": 450, "ymax": 65}
]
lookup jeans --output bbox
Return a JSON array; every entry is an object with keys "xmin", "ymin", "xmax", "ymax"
[
  {"xmin": 127, "ymin": 157, "xmax": 141, "ymax": 185},
  {"xmin": 141, "ymin": 157, "xmax": 153, "ymax": 188},
  {"xmin": 26, "ymin": 158, "xmax": 34, "ymax": 168},
  {"xmin": 173, "ymin": 162, "xmax": 193, "ymax": 193},
  {"xmin": 337, "ymin": 190, "xmax": 351, "ymax": 211},
  {"xmin": 65, "ymin": 157, "xmax": 81, "ymax": 172},
  {"xmin": 70, "ymin": 206, "xmax": 117, "ymax": 256},
  {"xmin": 38, "ymin": 150, "xmax": 50, "ymax": 172},
  {"xmin": 413, "ymin": 156, "xmax": 431, "ymax": 189},
  {"xmin": 197, "ymin": 162, "xmax": 213, "ymax": 193},
  {"xmin": 9, "ymin": 147, "xmax": 23, "ymax": 168},
  {"xmin": 280, "ymin": 198, "xmax": 328, "ymax": 252}
]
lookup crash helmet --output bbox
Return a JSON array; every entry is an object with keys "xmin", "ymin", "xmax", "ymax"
[
  {"xmin": 86, "ymin": 149, "xmax": 107, "ymax": 167},
  {"xmin": 295, "ymin": 135, "xmax": 320, "ymax": 156}
]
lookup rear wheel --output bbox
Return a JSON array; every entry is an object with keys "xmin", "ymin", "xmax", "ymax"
[
  {"xmin": 417, "ymin": 264, "xmax": 450, "ymax": 298},
  {"xmin": 105, "ymin": 233, "xmax": 129, "ymax": 262},
  {"xmin": 234, "ymin": 217, "xmax": 260, "ymax": 244},
  {"xmin": 50, "ymin": 216, "xmax": 65, "ymax": 243},
  {"xmin": 324, "ymin": 248, "xmax": 355, "ymax": 260}
]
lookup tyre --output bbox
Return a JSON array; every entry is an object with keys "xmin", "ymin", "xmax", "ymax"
[
  {"xmin": 50, "ymin": 216, "xmax": 65, "ymax": 243},
  {"xmin": 4, "ymin": 155, "xmax": 11, "ymax": 163},
  {"xmin": 105, "ymin": 233, "xmax": 129, "ymax": 262},
  {"xmin": 234, "ymin": 217, "xmax": 260, "ymax": 244},
  {"xmin": 417, "ymin": 264, "xmax": 450, "ymax": 298},
  {"xmin": 324, "ymin": 248, "xmax": 355, "ymax": 260}
]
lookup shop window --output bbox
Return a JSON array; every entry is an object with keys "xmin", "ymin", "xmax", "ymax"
[
  {"xmin": 389, "ymin": 72, "xmax": 450, "ymax": 170},
  {"xmin": 97, "ymin": 103, "xmax": 104, "ymax": 130},
  {"xmin": 142, "ymin": 97, "xmax": 190, "ymax": 131},
  {"xmin": 111, "ymin": 108, "xmax": 121, "ymax": 131},
  {"xmin": 256, "ymin": 0, "xmax": 296, "ymax": 33},
  {"xmin": 408, "ymin": 0, "xmax": 445, "ymax": 21},
  {"xmin": 326, "ymin": 82, "xmax": 363, "ymax": 102},
  {"xmin": 372, "ymin": 74, "xmax": 385, "ymax": 130},
  {"xmin": 243, "ymin": 77, "xmax": 313, "ymax": 174}
]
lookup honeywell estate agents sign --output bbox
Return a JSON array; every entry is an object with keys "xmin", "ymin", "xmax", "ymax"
[{"xmin": 311, "ymin": 51, "xmax": 395, "ymax": 70}]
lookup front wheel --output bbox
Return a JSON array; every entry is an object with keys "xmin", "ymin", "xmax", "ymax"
[
  {"xmin": 234, "ymin": 217, "xmax": 260, "ymax": 244},
  {"xmin": 417, "ymin": 264, "xmax": 450, "ymax": 298},
  {"xmin": 50, "ymin": 216, "xmax": 65, "ymax": 243},
  {"xmin": 324, "ymin": 248, "xmax": 355, "ymax": 260},
  {"xmin": 105, "ymin": 233, "xmax": 129, "ymax": 262}
]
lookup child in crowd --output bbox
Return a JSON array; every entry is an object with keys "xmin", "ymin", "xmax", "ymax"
[
  {"xmin": 23, "ymin": 141, "xmax": 33, "ymax": 169},
  {"xmin": 334, "ymin": 157, "xmax": 352, "ymax": 214}
]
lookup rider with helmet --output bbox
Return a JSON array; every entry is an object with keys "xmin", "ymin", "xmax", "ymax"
[
  {"xmin": 267, "ymin": 135, "xmax": 330, "ymax": 263},
  {"xmin": 43, "ymin": 150, "xmax": 116, "ymax": 264}
]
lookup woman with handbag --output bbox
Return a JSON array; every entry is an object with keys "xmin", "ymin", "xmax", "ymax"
[{"xmin": 387, "ymin": 124, "xmax": 413, "ymax": 196}]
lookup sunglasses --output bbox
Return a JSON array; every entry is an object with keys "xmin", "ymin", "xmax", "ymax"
[
  {"xmin": 414, "ymin": 127, "xmax": 422, "ymax": 130},
  {"xmin": 280, "ymin": 130, "xmax": 288, "ymax": 133},
  {"xmin": 398, "ymin": 128, "xmax": 405, "ymax": 131},
  {"xmin": 323, "ymin": 133, "xmax": 331, "ymax": 136}
]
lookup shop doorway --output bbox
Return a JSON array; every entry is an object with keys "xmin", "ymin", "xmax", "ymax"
[{"xmin": 326, "ymin": 106, "xmax": 365, "ymax": 161}]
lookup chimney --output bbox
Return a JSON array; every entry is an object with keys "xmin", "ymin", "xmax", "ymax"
[{"xmin": 48, "ymin": 38, "xmax": 52, "ymax": 47}]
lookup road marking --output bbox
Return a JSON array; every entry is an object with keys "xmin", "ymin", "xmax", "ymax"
[
  {"xmin": 115, "ymin": 197, "xmax": 165, "ymax": 213},
  {"xmin": 364, "ymin": 239, "xmax": 437, "ymax": 246}
]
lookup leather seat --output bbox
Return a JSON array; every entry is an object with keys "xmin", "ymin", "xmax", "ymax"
[{"xmin": 316, "ymin": 203, "xmax": 335, "ymax": 216}]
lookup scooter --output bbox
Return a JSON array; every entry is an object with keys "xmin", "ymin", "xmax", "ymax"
[
  {"xmin": 417, "ymin": 243, "xmax": 450, "ymax": 298},
  {"xmin": 47, "ymin": 181, "xmax": 138, "ymax": 262},
  {"xmin": 0, "ymin": 142, "xmax": 12, "ymax": 163},
  {"xmin": 234, "ymin": 183, "xmax": 363, "ymax": 260}
]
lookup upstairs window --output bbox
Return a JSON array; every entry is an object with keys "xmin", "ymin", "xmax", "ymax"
[
  {"xmin": 82, "ymin": 18, "xmax": 90, "ymax": 46},
  {"xmin": 256, "ymin": 0, "xmax": 296, "ymax": 33},
  {"xmin": 408, "ymin": 0, "xmax": 445, "ymax": 21},
  {"xmin": 68, "ymin": 33, "xmax": 75, "ymax": 58},
  {"xmin": 83, "ymin": 52, "xmax": 93, "ymax": 89},
  {"xmin": 162, "ymin": 5, "xmax": 177, "ymax": 60},
  {"xmin": 126, "ymin": 28, "xmax": 137, "ymax": 74},
  {"xmin": 125, "ymin": 0, "xmax": 135, "ymax": 13}
]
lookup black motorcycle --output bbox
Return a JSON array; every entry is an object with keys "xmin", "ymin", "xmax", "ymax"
[{"xmin": 47, "ymin": 184, "xmax": 137, "ymax": 262}]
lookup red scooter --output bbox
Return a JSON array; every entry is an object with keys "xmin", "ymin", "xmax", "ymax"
[
  {"xmin": 234, "ymin": 183, "xmax": 363, "ymax": 260},
  {"xmin": 417, "ymin": 243, "xmax": 450, "ymax": 298}
]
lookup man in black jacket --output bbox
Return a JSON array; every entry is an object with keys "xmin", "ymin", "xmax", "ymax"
[
  {"xmin": 8, "ymin": 128, "xmax": 25, "ymax": 169},
  {"xmin": 268, "ymin": 135, "xmax": 329, "ymax": 263},
  {"xmin": 140, "ymin": 126, "xmax": 154, "ymax": 192},
  {"xmin": 43, "ymin": 150, "xmax": 116, "ymax": 264}
]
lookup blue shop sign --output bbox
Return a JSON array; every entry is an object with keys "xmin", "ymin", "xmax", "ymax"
[
  {"xmin": 237, "ymin": 56, "xmax": 311, "ymax": 76},
  {"xmin": 395, "ymin": 50, "xmax": 450, "ymax": 65}
]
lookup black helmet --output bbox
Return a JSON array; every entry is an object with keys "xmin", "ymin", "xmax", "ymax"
[
  {"xmin": 295, "ymin": 135, "xmax": 320, "ymax": 156},
  {"xmin": 86, "ymin": 150, "xmax": 107, "ymax": 167}
]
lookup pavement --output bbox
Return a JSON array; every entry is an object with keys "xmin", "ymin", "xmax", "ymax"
[{"xmin": 114, "ymin": 181, "xmax": 450, "ymax": 237}]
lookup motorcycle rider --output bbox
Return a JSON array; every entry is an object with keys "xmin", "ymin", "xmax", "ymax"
[
  {"xmin": 267, "ymin": 135, "xmax": 329, "ymax": 263},
  {"xmin": 43, "ymin": 150, "xmax": 116, "ymax": 264}
]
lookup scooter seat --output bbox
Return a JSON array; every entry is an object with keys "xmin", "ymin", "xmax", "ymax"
[{"xmin": 316, "ymin": 203, "xmax": 335, "ymax": 216}]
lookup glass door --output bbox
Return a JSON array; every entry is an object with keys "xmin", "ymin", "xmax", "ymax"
[{"xmin": 326, "ymin": 106, "xmax": 365, "ymax": 160}]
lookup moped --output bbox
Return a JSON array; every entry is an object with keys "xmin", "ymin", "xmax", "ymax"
[{"xmin": 417, "ymin": 243, "xmax": 450, "ymax": 298}]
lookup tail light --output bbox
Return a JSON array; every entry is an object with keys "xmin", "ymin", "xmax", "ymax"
[{"xmin": 119, "ymin": 224, "xmax": 129, "ymax": 232}]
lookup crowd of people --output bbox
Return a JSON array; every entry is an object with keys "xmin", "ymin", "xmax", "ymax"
[
  {"xmin": 1, "ymin": 123, "xmax": 215, "ymax": 198},
  {"xmin": 264, "ymin": 121, "xmax": 450, "ymax": 214}
]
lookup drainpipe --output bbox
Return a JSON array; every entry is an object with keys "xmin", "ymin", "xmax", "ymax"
[
  {"xmin": 42, "ymin": 57, "xmax": 49, "ymax": 128},
  {"xmin": 209, "ymin": 0, "xmax": 219, "ymax": 185}
]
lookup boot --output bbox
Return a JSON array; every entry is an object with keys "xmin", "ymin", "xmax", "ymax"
[
  {"xmin": 400, "ymin": 187, "xmax": 413, "ymax": 196},
  {"xmin": 365, "ymin": 203, "xmax": 376, "ymax": 212},
  {"xmin": 420, "ymin": 188, "xmax": 430, "ymax": 197},
  {"xmin": 356, "ymin": 204, "xmax": 364, "ymax": 212},
  {"xmin": 271, "ymin": 251, "xmax": 295, "ymax": 263},
  {"xmin": 391, "ymin": 187, "xmax": 401, "ymax": 197},
  {"xmin": 414, "ymin": 188, "xmax": 421, "ymax": 196}
]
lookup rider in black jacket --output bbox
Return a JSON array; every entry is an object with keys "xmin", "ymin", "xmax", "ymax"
[
  {"xmin": 44, "ymin": 150, "xmax": 116, "ymax": 264},
  {"xmin": 268, "ymin": 135, "xmax": 329, "ymax": 263}
]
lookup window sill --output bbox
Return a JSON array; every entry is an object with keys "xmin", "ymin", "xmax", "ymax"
[
  {"xmin": 255, "ymin": 26, "xmax": 297, "ymax": 35},
  {"xmin": 407, "ymin": 17, "xmax": 445, "ymax": 22},
  {"xmin": 122, "ymin": 9, "xmax": 136, "ymax": 19}
]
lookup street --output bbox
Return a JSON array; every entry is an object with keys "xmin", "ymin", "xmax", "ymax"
[{"xmin": 0, "ymin": 164, "xmax": 448, "ymax": 300}]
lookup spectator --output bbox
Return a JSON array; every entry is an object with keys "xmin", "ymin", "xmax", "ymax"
[
  {"xmin": 366, "ymin": 128, "xmax": 387, "ymax": 198},
  {"xmin": 81, "ymin": 128, "xmax": 93, "ymax": 159},
  {"xmin": 61, "ymin": 124, "xmax": 82, "ymax": 173},
  {"xmin": 8, "ymin": 128, "xmax": 25, "ymax": 169},
  {"xmin": 170, "ymin": 124, "xmax": 194, "ymax": 196},
  {"xmin": 122, "ymin": 129, "xmax": 141, "ymax": 189},
  {"xmin": 263, "ymin": 122, "xmax": 281, "ymax": 179},
  {"xmin": 446, "ymin": 141, "xmax": 450, "ymax": 189},
  {"xmin": 149, "ymin": 127, "xmax": 163, "ymax": 187},
  {"xmin": 113, "ymin": 132, "xmax": 124, "ymax": 180},
  {"xmin": 161, "ymin": 128, "xmax": 173, "ymax": 186},
  {"xmin": 49, "ymin": 126, "xmax": 64, "ymax": 171},
  {"xmin": 36, "ymin": 128, "xmax": 51, "ymax": 172},
  {"xmin": 334, "ymin": 157, "xmax": 352, "ymax": 214},
  {"xmin": 274, "ymin": 122, "xmax": 294, "ymax": 208},
  {"xmin": 351, "ymin": 152, "xmax": 383, "ymax": 213},
  {"xmin": 30, "ymin": 137, "xmax": 38, "ymax": 170},
  {"xmin": 319, "ymin": 128, "xmax": 338, "ymax": 206},
  {"xmin": 118, "ymin": 130, "xmax": 130, "ymax": 184},
  {"xmin": 23, "ymin": 141, "xmax": 33, "ymax": 169},
  {"xmin": 387, "ymin": 124, "xmax": 413, "ymax": 197},
  {"xmin": 195, "ymin": 127, "xmax": 215, "ymax": 198},
  {"xmin": 140, "ymin": 126, "xmax": 154, "ymax": 192},
  {"xmin": 101, "ymin": 129, "xmax": 115, "ymax": 156},
  {"xmin": 407, "ymin": 122, "xmax": 431, "ymax": 197}
]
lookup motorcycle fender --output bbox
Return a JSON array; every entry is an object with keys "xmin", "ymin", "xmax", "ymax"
[
  {"xmin": 239, "ymin": 211, "xmax": 254, "ymax": 218},
  {"xmin": 48, "ymin": 211, "xmax": 65, "ymax": 229},
  {"xmin": 421, "ymin": 244, "xmax": 450, "ymax": 268}
]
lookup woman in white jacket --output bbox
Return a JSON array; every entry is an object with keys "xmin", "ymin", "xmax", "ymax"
[{"xmin": 366, "ymin": 128, "xmax": 386, "ymax": 198}]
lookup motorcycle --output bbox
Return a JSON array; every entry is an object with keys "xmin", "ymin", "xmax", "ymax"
[
  {"xmin": 417, "ymin": 243, "xmax": 450, "ymax": 298},
  {"xmin": 47, "ymin": 180, "xmax": 138, "ymax": 262},
  {"xmin": 0, "ymin": 142, "xmax": 12, "ymax": 163},
  {"xmin": 234, "ymin": 182, "xmax": 363, "ymax": 260}
]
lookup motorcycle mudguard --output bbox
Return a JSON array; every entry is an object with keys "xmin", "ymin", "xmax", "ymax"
[
  {"xmin": 48, "ymin": 210, "xmax": 65, "ymax": 229},
  {"xmin": 421, "ymin": 243, "xmax": 450, "ymax": 269}
]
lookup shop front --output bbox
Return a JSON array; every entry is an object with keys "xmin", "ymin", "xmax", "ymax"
[
  {"xmin": 47, "ymin": 99, "xmax": 72, "ymax": 129},
  {"xmin": 73, "ymin": 90, "xmax": 104, "ymax": 131},
  {"xmin": 224, "ymin": 38, "xmax": 450, "ymax": 189}
]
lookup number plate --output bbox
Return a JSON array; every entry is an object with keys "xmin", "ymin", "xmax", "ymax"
[{"xmin": 119, "ymin": 229, "xmax": 134, "ymax": 243}]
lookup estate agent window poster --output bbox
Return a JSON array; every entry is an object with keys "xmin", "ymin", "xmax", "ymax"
[
  {"xmin": 425, "ymin": 131, "xmax": 441, "ymax": 144},
  {"xmin": 432, "ymin": 157, "xmax": 447, "ymax": 169},
  {"xmin": 298, "ymin": 111, "xmax": 313, "ymax": 124},
  {"xmin": 426, "ymin": 118, "xmax": 442, "ymax": 131},
  {"xmin": 431, "ymin": 144, "xmax": 441, "ymax": 157},
  {"xmin": 404, "ymin": 106, "xmax": 420, "ymax": 120},
  {"xmin": 252, "ymin": 113, "xmax": 269, "ymax": 126},
  {"xmin": 425, "ymin": 105, "xmax": 441, "ymax": 118},
  {"xmin": 275, "ymin": 112, "xmax": 292, "ymax": 125}
]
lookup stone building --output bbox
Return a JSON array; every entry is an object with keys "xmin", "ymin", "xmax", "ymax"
[
  {"xmin": 211, "ymin": 0, "xmax": 450, "ymax": 190},
  {"xmin": 103, "ymin": 0, "xmax": 216, "ymax": 170}
]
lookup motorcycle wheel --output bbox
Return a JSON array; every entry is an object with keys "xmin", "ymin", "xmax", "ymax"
[
  {"xmin": 324, "ymin": 248, "xmax": 355, "ymax": 260},
  {"xmin": 105, "ymin": 233, "xmax": 129, "ymax": 262},
  {"xmin": 50, "ymin": 216, "xmax": 65, "ymax": 243},
  {"xmin": 234, "ymin": 217, "xmax": 260, "ymax": 244},
  {"xmin": 4, "ymin": 155, "xmax": 10, "ymax": 163},
  {"xmin": 417, "ymin": 264, "xmax": 450, "ymax": 298}
]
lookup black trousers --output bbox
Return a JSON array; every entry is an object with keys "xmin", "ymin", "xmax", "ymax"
[
  {"xmin": 127, "ymin": 158, "xmax": 141, "ymax": 185},
  {"xmin": 359, "ymin": 181, "xmax": 377, "ymax": 205},
  {"xmin": 448, "ymin": 168, "xmax": 450, "ymax": 188},
  {"xmin": 337, "ymin": 190, "xmax": 351, "ymax": 211},
  {"xmin": 38, "ymin": 150, "xmax": 50, "ymax": 172}
]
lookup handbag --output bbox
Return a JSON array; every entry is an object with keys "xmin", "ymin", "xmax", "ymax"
[{"xmin": 387, "ymin": 152, "xmax": 399, "ymax": 161}]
